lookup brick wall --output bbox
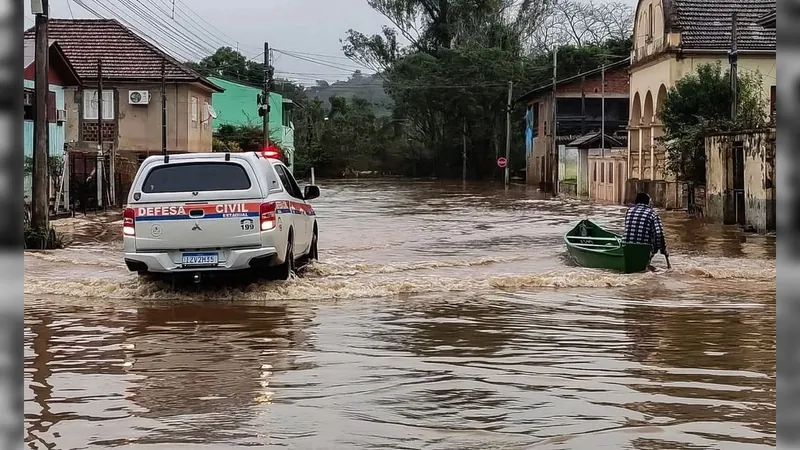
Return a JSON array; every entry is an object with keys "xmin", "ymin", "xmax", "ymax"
[
  {"xmin": 556, "ymin": 67, "xmax": 630, "ymax": 96},
  {"xmin": 81, "ymin": 121, "xmax": 117, "ymax": 143}
]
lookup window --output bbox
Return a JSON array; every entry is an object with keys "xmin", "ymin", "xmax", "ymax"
[
  {"xmin": 83, "ymin": 89, "xmax": 114, "ymax": 120},
  {"xmin": 532, "ymin": 103, "xmax": 540, "ymax": 138},
  {"xmin": 648, "ymin": 4, "xmax": 653, "ymax": 38},
  {"xmin": 191, "ymin": 96, "xmax": 198, "ymax": 128},
  {"xmin": 600, "ymin": 162, "xmax": 605, "ymax": 183},
  {"xmin": 24, "ymin": 90, "xmax": 55, "ymax": 121},
  {"xmin": 593, "ymin": 162, "xmax": 597, "ymax": 182},
  {"xmin": 141, "ymin": 162, "xmax": 251, "ymax": 193},
  {"xmin": 274, "ymin": 164, "xmax": 303, "ymax": 199},
  {"xmin": 608, "ymin": 163, "xmax": 614, "ymax": 184}
]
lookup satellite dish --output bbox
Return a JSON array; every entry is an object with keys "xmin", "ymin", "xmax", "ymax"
[{"xmin": 206, "ymin": 103, "xmax": 218, "ymax": 119}]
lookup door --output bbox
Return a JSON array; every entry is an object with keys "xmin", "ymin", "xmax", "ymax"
[
  {"xmin": 273, "ymin": 164, "xmax": 311, "ymax": 254},
  {"xmin": 732, "ymin": 141, "xmax": 746, "ymax": 226}
]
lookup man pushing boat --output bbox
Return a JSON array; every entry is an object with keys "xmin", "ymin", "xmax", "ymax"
[{"xmin": 623, "ymin": 193, "xmax": 670, "ymax": 270}]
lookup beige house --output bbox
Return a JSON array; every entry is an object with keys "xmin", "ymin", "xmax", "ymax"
[
  {"xmin": 25, "ymin": 19, "xmax": 223, "ymax": 207},
  {"xmin": 627, "ymin": 0, "xmax": 776, "ymax": 207}
]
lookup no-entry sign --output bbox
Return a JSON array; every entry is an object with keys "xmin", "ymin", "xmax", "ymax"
[{"xmin": 497, "ymin": 157, "xmax": 507, "ymax": 168}]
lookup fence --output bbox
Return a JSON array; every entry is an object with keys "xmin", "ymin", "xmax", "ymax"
[
  {"xmin": 625, "ymin": 179, "xmax": 701, "ymax": 211},
  {"xmin": 69, "ymin": 152, "xmax": 112, "ymax": 215}
]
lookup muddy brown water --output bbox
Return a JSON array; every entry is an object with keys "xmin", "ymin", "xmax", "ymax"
[{"xmin": 24, "ymin": 180, "xmax": 775, "ymax": 449}]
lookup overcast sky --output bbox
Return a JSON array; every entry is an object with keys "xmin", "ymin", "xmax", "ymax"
[{"xmin": 23, "ymin": 0, "xmax": 395, "ymax": 84}]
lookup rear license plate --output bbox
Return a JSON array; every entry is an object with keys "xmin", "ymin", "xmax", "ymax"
[{"xmin": 182, "ymin": 252, "xmax": 219, "ymax": 266}]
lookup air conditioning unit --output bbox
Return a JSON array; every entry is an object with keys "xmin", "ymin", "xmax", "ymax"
[
  {"xmin": 128, "ymin": 90, "xmax": 151, "ymax": 105},
  {"xmin": 56, "ymin": 109, "xmax": 67, "ymax": 122}
]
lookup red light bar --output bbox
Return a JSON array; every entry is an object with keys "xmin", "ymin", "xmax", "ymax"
[{"xmin": 261, "ymin": 145, "xmax": 282, "ymax": 159}]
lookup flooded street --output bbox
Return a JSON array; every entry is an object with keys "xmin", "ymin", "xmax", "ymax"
[{"xmin": 24, "ymin": 180, "xmax": 776, "ymax": 449}]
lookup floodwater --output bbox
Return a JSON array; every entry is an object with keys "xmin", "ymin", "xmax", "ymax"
[{"xmin": 24, "ymin": 180, "xmax": 776, "ymax": 449}]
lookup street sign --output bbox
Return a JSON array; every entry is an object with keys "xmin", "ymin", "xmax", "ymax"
[{"xmin": 497, "ymin": 157, "xmax": 507, "ymax": 168}]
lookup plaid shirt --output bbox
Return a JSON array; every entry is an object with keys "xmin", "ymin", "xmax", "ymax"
[{"xmin": 623, "ymin": 204, "xmax": 666, "ymax": 252}]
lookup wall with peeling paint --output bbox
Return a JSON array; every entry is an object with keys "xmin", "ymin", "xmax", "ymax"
[{"xmin": 704, "ymin": 129, "xmax": 776, "ymax": 232}]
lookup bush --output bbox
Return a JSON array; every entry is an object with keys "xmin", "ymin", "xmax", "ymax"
[{"xmin": 24, "ymin": 226, "xmax": 65, "ymax": 250}]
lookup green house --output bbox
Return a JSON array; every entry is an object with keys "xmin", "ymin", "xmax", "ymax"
[{"xmin": 208, "ymin": 76, "xmax": 295, "ymax": 170}]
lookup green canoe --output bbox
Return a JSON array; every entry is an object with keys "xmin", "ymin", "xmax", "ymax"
[{"xmin": 564, "ymin": 219, "xmax": 653, "ymax": 273}]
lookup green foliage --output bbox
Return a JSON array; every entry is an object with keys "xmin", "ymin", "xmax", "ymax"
[
  {"xmin": 186, "ymin": 47, "xmax": 266, "ymax": 84},
  {"xmin": 24, "ymin": 155, "xmax": 64, "ymax": 180},
  {"xmin": 658, "ymin": 62, "xmax": 769, "ymax": 184},
  {"xmin": 192, "ymin": 0, "xmax": 636, "ymax": 181},
  {"xmin": 337, "ymin": 0, "xmax": 634, "ymax": 179},
  {"xmin": 24, "ymin": 226, "xmax": 64, "ymax": 250}
]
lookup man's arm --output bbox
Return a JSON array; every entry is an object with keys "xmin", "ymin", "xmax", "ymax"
[{"xmin": 653, "ymin": 212, "xmax": 667, "ymax": 254}]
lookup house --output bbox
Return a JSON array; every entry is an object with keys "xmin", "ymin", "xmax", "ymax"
[
  {"xmin": 24, "ymin": 19, "xmax": 224, "ymax": 207},
  {"xmin": 23, "ymin": 39, "xmax": 81, "ymax": 207},
  {"xmin": 207, "ymin": 76, "xmax": 296, "ymax": 172},
  {"xmin": 517, "ymin": 59, "xmax": 630, "ymax": 193},
  {"xmin": 627, "ymin": 0, "xmax": 776, "ymax": 208},
  {"xmin": 705, "ymin": 129, "xmax": 775, "ymax": 232},
  {"xmin": 561, "ymin": 133, "xmax": 627, "ymax": 203}
]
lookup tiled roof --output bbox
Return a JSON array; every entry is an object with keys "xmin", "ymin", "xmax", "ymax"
[
  {"xmin": 671, "ymin": 0, "xmax": 776, "ymax": 50},
  {"xmin": 568, "ymin": 132, "xmax": 626, "ymax": 148},
  {"xmin": 23, "ymin": 19, "xmax": 222, "ymax": 91}
]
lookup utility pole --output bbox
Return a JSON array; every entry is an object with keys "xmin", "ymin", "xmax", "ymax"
[
  {"xmin": 504, "ymin": 81, "xmax": 513, "ymax": 187},
  {"xmin": 580, "ymin": 75, "xmax": 586, "ymax": 135},
  {"xmin": 32, "ymin": 0, "xmax": 50, "ymax": 233},
  {"xmin": 729, "ymin": 12, "xmax": 738, "ymax": 122},
  {"xmin": 551, "ymin": 48, "xmax": 558, "ymax": 194},
  {"xmin": 462, "ymin": 118, "xmax": 467, "ymax": 183},
  {"xmin": 601, "ymin": 61, "xmax": 606, "ymax": 158},
  {"xmin": 262, "ymin": 42, "xmax": 271, "ymax": 148},
  {"xmin": 96, "ymin": 59, "xmax": 104, "ymax": 208},
  {"xmin": 161, "ymin": 58, "xmax": 167, "ymax": 157}
]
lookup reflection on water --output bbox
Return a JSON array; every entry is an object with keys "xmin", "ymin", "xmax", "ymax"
[{"xmin": 24, "ymin": 180, "xmax": 775, "ymax": 449}]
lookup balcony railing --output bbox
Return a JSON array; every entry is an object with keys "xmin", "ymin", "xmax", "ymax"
[{"xmin": 632, "ymin": 36, "xmax": 668, "ymax": 64}]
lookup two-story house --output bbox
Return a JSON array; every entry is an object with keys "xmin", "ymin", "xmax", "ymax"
[
  {"xmin": 517, "ymin": 60, "xmax": 630, "ymax": 194},
  {"xmin": 24, "ymin": 19, "xmax": 224, "ymax": 207},
  {"xmin": 627, "ymin": 0, "xmax": 776, "ymax": 208},
  {"xmin": 208, "ymin": 76, "xmax": 296, "ymax": 172}
]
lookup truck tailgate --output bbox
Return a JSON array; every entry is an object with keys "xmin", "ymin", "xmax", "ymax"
[{"xmin": 133, "ymin": 200, "xmax": 262, "ymax": 251}]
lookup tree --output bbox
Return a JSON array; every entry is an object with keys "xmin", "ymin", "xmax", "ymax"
[
  {"xmin": 186, "ymin": 47, "xmax": 264, "ymax": 84},
  {"xmin": 341, "ymin": 0, "xmax": 634, "ymax": 179},
  {"xmin": 530, "ymin": 0, "xmax": 634, "ymax": 51},
  {"xmin": 658, "ymin": 62, "xmax": 769, "ymax": 184}
]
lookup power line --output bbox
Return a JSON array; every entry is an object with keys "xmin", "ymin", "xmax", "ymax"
[
  {"xmin": 274, "ymin": 49, "xmax": 371, "ymax": 73},
  {"xmin": 171, "ymin": 0, "xmax": 261, "ymax": 55},
  {"xmin": 73, "ymin": 0, "xmax": 200, "ymax": 61},
  {"xmin": 129, "ymin": 0, "xmax": 222, "ymax": 56},
  {"xmin": 273, "ymin": 49, "xmax": 359, "ymax": 62}
]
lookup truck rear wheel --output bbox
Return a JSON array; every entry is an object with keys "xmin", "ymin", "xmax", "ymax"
[
  {"xmin": 271, "ymin": 233, "xmax": 295, "ymax": 281},
  {"xmin": 309, "ymin": 227, "xmax": 319, "ymax": 261}
]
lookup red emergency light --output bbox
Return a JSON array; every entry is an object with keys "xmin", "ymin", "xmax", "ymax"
[{"xmin": 261, "ymin": 145, "xmax": 282, "ymax": 160}]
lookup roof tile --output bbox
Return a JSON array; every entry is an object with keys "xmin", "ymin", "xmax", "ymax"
[
  {"xmin": 673, "ymin": 0, "xmax": 776, "ymax": 50},
  {"xmin": 23, "ymin": 19, "xmax": 220, "ymax": 90}
]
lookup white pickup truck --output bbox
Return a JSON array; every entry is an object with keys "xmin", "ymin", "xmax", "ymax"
[{"xmin": 122, "ymin": 151, "xmax": 319, "ymax": 281}]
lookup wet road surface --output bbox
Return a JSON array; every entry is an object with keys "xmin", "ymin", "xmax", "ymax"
[{"xmin": 24, "ymin": 180, "xmax": 776, "ymax": 449}]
